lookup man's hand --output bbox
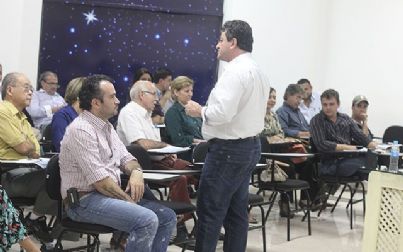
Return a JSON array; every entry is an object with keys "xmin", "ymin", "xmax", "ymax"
[
  {"xmin": 367, "ymin": 141, "xmax": 378, "ymax": 150},
  {"xmin": 185, "ymin": 100, "xmax": 203, "ymax": 117},
  {"xmin": 125, "ymin": 170, "xmax": 144, "ymax": 202},
  {"xmin": 297, "ymin": 131, "xmax": 311, "ymax": 139}
]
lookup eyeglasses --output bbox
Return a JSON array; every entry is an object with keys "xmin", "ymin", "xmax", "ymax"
[
  {"xmin": 142, "ymin": 90, "xmax": 157, "ymax": 96},
  {"xmin": 43, "ymin": 80, "xmax": 60, "ymax": 88},
  {"xmin": 13, "ymin": 84, "xmax": 34, "ymax": 93}
]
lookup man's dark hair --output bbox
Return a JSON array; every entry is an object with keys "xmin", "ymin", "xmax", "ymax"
[
  {"xmin": 320, "ymin": 89, "xmax": 340, "ymax": 104},
  {"xmin": 79, "ymin": 74, "xmax": 114, "ymax": 111},
  {"xmin": 283, "ymin": 84, "xmax": 304, "ymax": 100},
  {"xmin": 222, "ymin": 20, "xmax": 253, "ymax": 52},
  {"xmin": 297, "ymin": 78, "xmax": 311, "ymax": 85},
  {"xmin": 153, "ymin": 67, "xmax": 172, "ymax": 83},
  {"xmin": 133, "ymin": 67, "xmax": 152, "ymax": 82}
]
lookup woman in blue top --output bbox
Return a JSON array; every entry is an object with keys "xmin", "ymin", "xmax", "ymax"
[
  {"xmin": 165, "ymin": 76, "xmax": 204, "ymax": 147},
  {"xmin": 51, "ymin": 77, "xmax": 84, "ymax": 152}
]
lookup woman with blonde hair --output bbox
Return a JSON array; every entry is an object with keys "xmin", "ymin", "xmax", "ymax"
[
  {"xmin": 165, "ymin": 76, "xmax": 203, "ymax": 147},
  {"xmin": 51, "ymin": 77, "xmax": 85, "ymax": 152}
]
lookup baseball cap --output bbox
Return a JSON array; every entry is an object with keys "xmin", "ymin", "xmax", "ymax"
[{"xmin": 352, "ymin": 95, "xmax": 369, "ymax": 106}]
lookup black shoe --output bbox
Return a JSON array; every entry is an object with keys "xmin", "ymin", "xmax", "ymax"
[
  {"xmin": 24, "ymin": 216, "xmax": 53, "ymax": 243},
  {"xmin": 188, "ymin": 186, "xmax": 197, "ymax": 199},
  {"xmin": 173, "ymin": 224, "xmax": 189, "ymax": 244},
  {"xmin": 279, "ymin": 200, "xmax": 294, "ymax": 218}
]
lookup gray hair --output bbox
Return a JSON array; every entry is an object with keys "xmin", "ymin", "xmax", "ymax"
[
  {"xmin": 130, "ymin": 80, "xmax": 153, "ymax": 101},
  {"xmin": 1, "ymin": 72, "xmax": 23, "ymax": 100},
  {"xmin": 38, "ymin": 71, "xmax": 57, "ymax": 87},
  {"xmin": 283, "ymin": 84, "xmax": 304, "ymax": 100}
]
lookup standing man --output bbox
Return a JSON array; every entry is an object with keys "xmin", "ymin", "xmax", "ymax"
[
  {"xmin": 26, "ymin": 71, "xmax": 66, "ymax": 131},
  {"xmin": 59, "ymin": 75, "xmax": 176, "ymax": 252},
  {"xmin": 185, "ymin": 20, "xmax": 270, "ymax": 252},
  {"xmin": 297, "ymin": 78, "xmax": 321, "ymax": 124}
]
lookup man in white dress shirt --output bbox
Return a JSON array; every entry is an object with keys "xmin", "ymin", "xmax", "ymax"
[
  {"xmin": 185, "ymin": 20, "xmax": 270, "ymax": 252},
  {"xmin": 26, "ymin": 71, "xmax": 66, "ymax": 131},
  {"xmin": 297, "ymin": 78, "xmax": 321, "ymax": 124}
]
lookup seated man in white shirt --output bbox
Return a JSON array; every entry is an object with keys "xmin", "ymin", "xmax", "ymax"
[
  {"xmin": 297, "ymin": 78, "xmax": 321, "ymax": 124},
  {"xmin": 26, "ymin": 71, "xmax": 66, "ymax": 131},
  {"xmin": 116, "ymin": 80, "xmax": 196, "ymax": 239}
]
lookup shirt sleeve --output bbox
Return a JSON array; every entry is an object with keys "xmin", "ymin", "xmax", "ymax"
[
  {"xmin": 349, "ymin": 118, "xmax": 371, "ymax": 147},
  {"xmin": 51, "ymin": 110, "xmax": 69, "ymax": 152},
  {"xmin": 0, "ymin": 111, "xmax": 27, "ymax": 147},
  {"xmin": 165, "ymin": 107, "xmax": 193, "ymax": 147},
  {"xmin": 276, "ymin": 108, "xmax": 300, "ymax": 137},
  {"xmin": 26, "ymin": 92, "xmax": 49, "ymax": 119},
  {"xmin": 203, "ymin": 69, "xmax": 244, "ymax": 126}
]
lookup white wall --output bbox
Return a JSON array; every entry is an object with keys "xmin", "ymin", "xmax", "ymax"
[
  {"xmin": 322, "ymin": 0, "xmax": 403, "ymax": 136},
  {"xmin": 1, "ymin": 0, "xmax": 402, "ymax": 136},
  {"xmin": 0, "ymin": 0, "xmax": 42, "ymax": 86},
  {"xmin": 221, "ymin": 0, "xmax": 329, "ymax": 104},
  {"xmin": 222, "ymin": 0, "xmax": 403, "ymax": 136}
]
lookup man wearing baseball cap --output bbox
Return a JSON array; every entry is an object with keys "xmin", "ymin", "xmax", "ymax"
[{"xmin": 351, "ymin": 95, "xmax": 373, "ymax": 141}]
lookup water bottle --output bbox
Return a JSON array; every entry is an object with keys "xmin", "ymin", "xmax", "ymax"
[{"xmin": 388, "ymin": 140, "xmax": 399, "ymax": 173}]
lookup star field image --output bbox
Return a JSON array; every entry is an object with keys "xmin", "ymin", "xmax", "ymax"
[{"xmin": 39, "ymin": 0, "xmax": 223, "ymax": 108}]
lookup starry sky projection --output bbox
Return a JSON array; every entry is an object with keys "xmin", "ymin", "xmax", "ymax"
[{"xmin": 39, "ymin": 0, "xmax": 223, "ymax": 110}]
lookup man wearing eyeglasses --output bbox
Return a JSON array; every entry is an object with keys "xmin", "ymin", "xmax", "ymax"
[
  {"xmin": 0, "ymin": 72, "xmax": 57, "ymax": 245},
  {"xmin": 26, "ymin": 71, "xmax": 66, "ymax": 131},
  {"xmin": 116, "ymin": 80, "xmax": 195, "ymax": 244}
]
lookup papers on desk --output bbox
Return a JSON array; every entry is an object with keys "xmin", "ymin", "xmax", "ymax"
[
  {"xmin": 143, "ymin": 172, "xmax": 180, "ymax": 182},
  {"xmin": 344, "ymin": 147, "xmax": 368, "ymax": 152},
  {"xmin": 148, "ymin": 146, "xmax": 190, "ymax": 154},
  {"xmin": 0, "ymin": 158, "xmax": 50, "ymax": 169}
]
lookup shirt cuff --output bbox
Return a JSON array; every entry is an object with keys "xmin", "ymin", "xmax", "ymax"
[{"xmin": 44, "ymin": 105, "xmax": 52, "ymax": 117}]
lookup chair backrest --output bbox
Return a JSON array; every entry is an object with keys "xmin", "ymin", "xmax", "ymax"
[
  {"xmin": 383, "ymin": 125, "xmax": 403, "ymax": 144},
  {"xmin": 192, "ymin": 142, "xmax": 210, "ymax": 163},
  {"xmin": 126, "ymin": 144, "xmax": 153, "ymax": 170},
  {"xmin": 45, "ymin": 154, "xmax": 62, "ymax": 201}
]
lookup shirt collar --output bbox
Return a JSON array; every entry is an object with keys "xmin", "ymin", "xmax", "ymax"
[
  {"xmin": 81, "ymin": 110, "xmax": 112, "ymax": 131},
  {"xmin": 2, "ymin": 100, "xmax": 27, "ymax": 119},
  {"xmin": 132, "ymin": 101, "xmax": 152, "ymax": 119},
  {"xmin": 283, "ymin": 102, "xmax": 299, "ymax": 112}
]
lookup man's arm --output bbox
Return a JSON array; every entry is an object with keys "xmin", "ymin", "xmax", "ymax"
[
  {"xmin": 122, "ymin": 160, "xmax": 144, "ymax": 202},
  {"xmin": 93, "ymin": 177, "xmax": 134, "ymax": 203},
  {"xmin": 13, "ymin": 139, "xmax": 39, "ymax": 158},
  {"xmin": 135, "ymin": 139, "xmax": 168, "ymax": 150}
]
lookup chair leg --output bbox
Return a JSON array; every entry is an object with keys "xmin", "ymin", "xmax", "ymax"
[
  {"xmin": 318, "ymin": 184, "xmax": 333, "ymax": 217},
  {"xmin": 346, "ymin": 182, "xmax": 359, "ymax": 209},
  {"xmin": 283, "ymin": 193, "xmax": 291, "ymax": 241},
  {"xmin": 346, "ymin": 184, "xmax": 354, "ymax": 229},
  {"xmin": 264, "ymin": 191, "xmax": 278, "ymax": 224},
  {"xmin": 331, "ymin": 184, "xmax": 347, "ymax": 213},
  {"xmin": 360, "ymin": 182, "xmax": 366, "ymax": 215},
  {"xmin": 258, "ymin": 204, "xmax": 267, "ymax": 252}
]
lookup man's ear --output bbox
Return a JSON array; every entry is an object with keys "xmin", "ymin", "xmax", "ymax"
[
  {"xmin": 91, "ymin": 98, "xmax": 100, "ymax": 109},
  {"xmin": 230, "ymin": 38, "xmax": 238, "ymax": 49}
]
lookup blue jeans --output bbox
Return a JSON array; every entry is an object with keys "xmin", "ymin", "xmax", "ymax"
[
  {"xmin": 66, "ymin": 192, "xmax": 176, "ymax": 252},
  {"xmin": 320, "ymin": 157, "xmax": 368, "ymax": 177},
  {"xmin": 195, "ymin": 137, "xmax": 261, "ymax": 252}
]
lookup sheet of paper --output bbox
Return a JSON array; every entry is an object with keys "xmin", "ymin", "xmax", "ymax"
[
  {"xmin": 0, "ymin": 158, "xmax": 50, "ymax": 169},
  {"xmin": 148, "ymin": 146, "xmax": 190, "ymax": 154}
]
